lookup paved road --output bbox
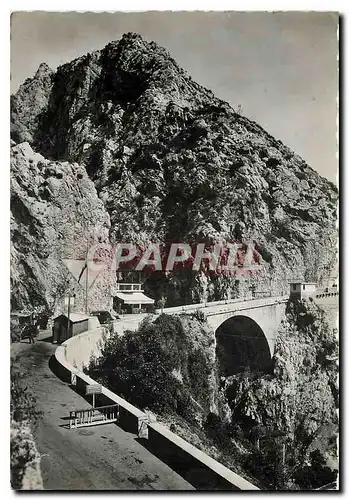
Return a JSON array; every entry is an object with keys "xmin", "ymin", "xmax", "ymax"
[{"xmin": 11, "ymin": 333, "xmax": 194, "ymax": 491}]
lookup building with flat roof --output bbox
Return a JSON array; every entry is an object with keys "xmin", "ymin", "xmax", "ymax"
[
  {"xmin": 111, "ymin": 283, "xmax": 155, "ymax": 314},
  {"xmin": 289, "ymin": 282, "xmax": 317, "ymax": 300}
]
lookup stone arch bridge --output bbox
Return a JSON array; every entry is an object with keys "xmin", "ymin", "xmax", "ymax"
[
  {"xmin": 159, "ymin": 295, "xmax": 289, "ymax": 376},
  {"xmin": 203, "ymin": 296, "xmax": 288, "ymax": 376},
  {"xmin": 141, "ymin": 292, "xmax": 337, "ymax": 376}
]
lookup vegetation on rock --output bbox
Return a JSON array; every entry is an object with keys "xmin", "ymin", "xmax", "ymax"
[
  {"xmin": 88, "ymin": 313, "xmax": 216, "ymax": 418},
  {"xmin": 10, "ymin": 361, "xmax": 43, "ymax": 489}
]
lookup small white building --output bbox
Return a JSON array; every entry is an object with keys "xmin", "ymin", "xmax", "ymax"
[
  {"xmin": 320, "ymin": 276, "xmax": 338, "ymax": 293},
  {"xmin": 53, "ymin": 313, "xmax": 100, "ymax": 343},
  {"xmin": 289, "ymin": 282, "xmax": 317, "ymax": 300}
]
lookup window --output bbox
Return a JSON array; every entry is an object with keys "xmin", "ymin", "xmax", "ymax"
[
  {"xmin": 303, "ymin": 284, "xmax": 306, "ymax": 290},
  {"xmin": 293, "ymin": 284, "xmax": 297, "ymax": 291}
]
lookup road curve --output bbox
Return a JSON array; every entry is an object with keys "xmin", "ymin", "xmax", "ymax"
[{"xmin": 11, "ymin": 332, "xmax": 194, "ymax": 491}]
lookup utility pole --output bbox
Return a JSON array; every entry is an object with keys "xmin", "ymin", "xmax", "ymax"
[
  {"xmin": 65, "ymin": 292, "xmax": 75, "ymax": 340},
  {"xmin": 85, "ymin": 238, "xmax": 89, "ymax": 314},
  {"xmin": 67, "ymin": 294, "xmax": 71, "ymax": 337},
  {"xmin": 76, "ymin": 187, "xmax": 89, "ymax": 315}
]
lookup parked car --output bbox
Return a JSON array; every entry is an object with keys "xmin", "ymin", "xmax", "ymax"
[
  {"xmin": 10, "ymin": 311, "xmax": 39, "ymax": 342},
  {"xmin": 19, "ymin": 324, "xmax": 39, "ymax": 341},
  {"xmin": 90, "ymin": 310, "xmax": 120, "ymax": 333}
]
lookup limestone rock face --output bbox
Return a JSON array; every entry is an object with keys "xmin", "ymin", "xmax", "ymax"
[
  {"xmin": 11, "ymin": 142, "xmax": 111, "ymax": 313},
  {"xmin": 11, "ymin": 63, "xmax": 53, "ymax": 144},
  {"xmin": 11, "ymin": 32, "xmax": 338, "ymax": 307},
  {"xmin": 10, "ymin": 420, "xmax": 44, "ymax": 490},
  {"xmin": 223, "ymin": 300, "xmax": 338, "ymax": 480}
]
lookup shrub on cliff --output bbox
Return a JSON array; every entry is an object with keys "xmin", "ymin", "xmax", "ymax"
[
  {"xmin": 294, "ymin": 450, "xmax": 337, "ymax": 489},
  {"xmin": 11, "ymin": 421, "xmax": 42, "ymax": 490},
  {"xmin": 88, "ymin": 317, "xmax": 187, "ymax": 413},
  {"xmin": 204, "ymin": 412, "xmax": 231, "ymax": 448},
  {"xmin": 88, "ymin": 314, "xmax": 214, "ymax": 418}
]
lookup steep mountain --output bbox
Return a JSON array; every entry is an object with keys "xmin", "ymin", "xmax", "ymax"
[
  {"xmin": 11, "ymin": 32, "xmax": 338, "ymax": 309},
  {"xmin": 11, "ymin": 63, "xmax": 53, "ymax": 144}
]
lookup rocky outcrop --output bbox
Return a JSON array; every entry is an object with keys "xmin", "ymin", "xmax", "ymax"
[
  {"xmin": 11, "ymin": 63, "xmax": 53, "ymax": 144},
  {"xmin": 10, "ymin": 420, "xmax": 44, "ymax": 490},
  {"xmin": 222, "ymin": 299, "xmax": 338, "ymax": 487},
  {"xmin": 11, "ymin": 32, "xmax": 338, "ymax": 308},
  {"xmin": 11, "ymin": 142, "xmax": 112, "ymax": 313}
]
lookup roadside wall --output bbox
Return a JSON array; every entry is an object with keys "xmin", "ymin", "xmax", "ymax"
[
  {"xmin": 53, "ymin": 322, "xmax": 259, "ymax": 490},
  {"xmin": 63, "ymin": 327, "xmax": 106, "ymax": 370}
]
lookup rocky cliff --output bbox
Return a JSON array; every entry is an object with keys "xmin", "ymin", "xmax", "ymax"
[
  {"xmin": 11, "ymin": 141, "xmax": 112, "ymax": 313},
  {"xmin": 11, "ymin": 32, "xmax": 338, "ymax": 310},
  {"xmin": 221, "ymin": 299, "xmax": 338, "ymax": 488}
]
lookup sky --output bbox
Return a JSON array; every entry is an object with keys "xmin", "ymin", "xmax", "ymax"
[{"xmin": 10, "ymin": 11, "xmax": 338, "ymax": 183}]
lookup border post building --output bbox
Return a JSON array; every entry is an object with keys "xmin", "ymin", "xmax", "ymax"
[
  {"xmin": 289, "ymin": 282, "xmax": 317, "ymax": 300},
  {"xmin": 111, "ymin": 282, "xmax": 155, "ymax": 314}
]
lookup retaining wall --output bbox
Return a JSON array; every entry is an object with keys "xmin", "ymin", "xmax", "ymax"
[
  {"xmin": 63, "ymin": 327, "xmax": 106, "ymax": 370},
  {"xmin": 147, "ymin": 423, "xmax": 259, "ymax": 490},
  {"xmin": 53, "ymin": 325, "xmax": 259, "ymax": 490}
]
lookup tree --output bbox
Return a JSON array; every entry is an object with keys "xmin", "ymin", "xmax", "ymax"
[
  {"xmin": 157, "ymin": 296, "xmax": 167, "ymax": 313},
  {"xmin": 88, "ymin": 319, "xmax": 190, "ymax": 414}
]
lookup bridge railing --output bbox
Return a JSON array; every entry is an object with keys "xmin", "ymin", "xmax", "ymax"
[
  {"xmin": 156, "ymin": 294, "xmax": 288, "ymax": 315},
  {"xmin": 155, "ymin": 295, "xmax": 252, "ymax": 315},
  {"xmin": 315, "ymin": 291, "xmax": 339, "ymax": 299}
]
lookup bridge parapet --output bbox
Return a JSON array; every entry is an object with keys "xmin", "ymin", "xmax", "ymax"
[
  {"xmin": 315, "ymin": 291, "xmax": 339, "ymax": 299},
  {"xmin": 203, "ymin": 296, "xmax": 289, "ymax": 318},
  {"xmin": 155, "ymin": 297, "xmax": 246, "ymax": 315},
  {"xmin": 157, "ymin": 295, "xmax": 289, "ymax": 316}
]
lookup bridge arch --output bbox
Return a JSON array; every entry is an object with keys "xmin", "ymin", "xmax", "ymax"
[{"xmin": 215, "ymin": 315, "xmax": 273, "ymax": 376}]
